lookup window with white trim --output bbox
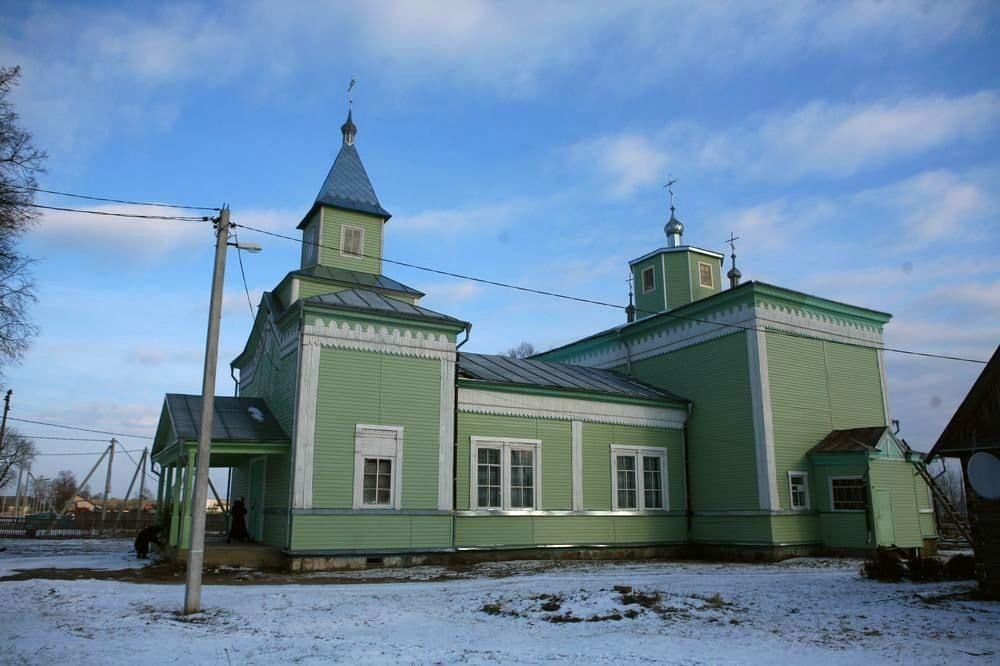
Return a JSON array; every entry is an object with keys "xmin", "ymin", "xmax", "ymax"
[
  {"xmin": 830, "ymin": 477, "xmax": 866, "ymax": 512},
  {"xmin": 641, "ymin": 266, "xmax": 655, "ymax": 293},
  {"xmin": 611, "ymin": 445, "xmax": 668, "ymax": 511},
  {"xmin": 788, "ymin": 471, "xmax": 809, "ymax": 510},
  {"xmin": 698, "ymin": 262, "xmax": 713, "ymax": 288},
  {"xmin": 340, "ymin": 225, "xmax": 364, "ymax": 258},
  {"xmin": 353, "ymin": 425, "xmax": 402, "ymax": 509},
  {"xmin": 470, "ymin": 438, "xmax": 540, "ymax": 510}
]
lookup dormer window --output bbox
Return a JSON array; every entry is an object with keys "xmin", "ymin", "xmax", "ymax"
[
  {"xmin": 642, "ymin": 267, "xmax": 655, "ymax": 293},
  {"xmin": 698, "ymin": 262, "xmax": 713, "ymax": 288},
  {"xmin": 341, "ymin": 225, "xmax": 364, "ymax": 258}
]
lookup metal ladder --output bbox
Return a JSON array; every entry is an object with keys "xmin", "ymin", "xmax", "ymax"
[{"xmin": 899, "ymin": 438, "xmax": 974, "ymax": 546}]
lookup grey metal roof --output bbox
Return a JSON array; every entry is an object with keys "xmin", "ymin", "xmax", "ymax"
[
  {"xmin": 304, "ymin": 139, "xmax": 390, "ymax": 224},
  {"xmin": 458, "ymin": 353, "xmax": 684, "ymax": 402},
  {"xmin": 294, "ymin": 265, "xmax": 424, "ymax": 297},
  {"xmin": 305, "ymin": 289, "xmax": 467, "ymax": 327},
  {"xmin": 165, "ymin": 394, "xmax": 290, "ymax": 443},
  {"xmin": 809, "ymin": 427, "xmax": 888, "ymax": 454}
]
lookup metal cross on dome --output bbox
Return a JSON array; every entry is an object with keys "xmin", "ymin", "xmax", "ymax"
[
  {"xmin": 725, "ymin": 232, "xmax": 740, "ymax": 254},
  {"xmin": 664, "ymin": 175, "xmax": 678, "ymax": 209},
  {"xmin": 348, "ymin": 77, "xmax": 357, "ymax": 108}
]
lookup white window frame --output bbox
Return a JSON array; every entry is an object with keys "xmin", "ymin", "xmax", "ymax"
[
  {"xmin": 641, "ymin": 266, "xmax": 656, "ymax": 294},
  {"xmin": 469, "ymin": 437, "xmax": 542, "ymax": 511},
  {"xmin": 788, "ymin": 470, "xmax": 810, "ymax": 511},
  {"xmin": 829, "ymin": 475, "xmax": 866, "ymax": 513},
  {"xmin": 698, "ymin": 261, "xmax": 714, "ymax": 288},
  {"xmin": 610, "ymin": 445, "xmax": 669, "ymax": 512},
  {"xmin": 340, "ymin": 224, "xmax": 365, "ymax": 258},
  {"xmin": 353, "ymin": 425, "xmax": 403, "ymax": 510}
]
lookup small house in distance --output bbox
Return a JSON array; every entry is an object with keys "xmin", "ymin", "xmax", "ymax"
[
  {"xmin": 927, "ymin": 345, "xmax": 1000, "ymax": 599},
  {"xmin": 151, "ymin": 109, "xmax": 937, "ymax": 569}
]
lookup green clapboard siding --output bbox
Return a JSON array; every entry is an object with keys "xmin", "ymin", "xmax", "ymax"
[
  {"xmin": 312, "ymin": 346, "xmax": 441, "ymax": 510},
  {"xmin": 633, "ymin": 257, "xmax": 665, "ymax": 318},
  {"xmin": 769, "ymin": 514, "xmax": 821, "ymax": 545},
  {"xmin": 319, "ymin": 206, "xmax": 384, "ymax": 274},
  {"xmin": 691, "ymin": 516, "xmax": 772, "ymax": 544},
  {"xmin": 291, "ymin": 514, "xmax": 452, "ymax": 551},
  {"xmin": 628, "ymin": 332, "xmax": 759, "ymax": 513},
  {"xmin": 298, "ymin": 278, "xmax": 347, "ymax": 300},
  {"xmin": 662, "ymin": 252, "xmax": 690, "ymax": 309},
  {"xmin": 767, "ymin": 332, "xmax": 886, "ymax": 511},
  {"xmin": 811, "ymin": 458, "xmax": 872, "ymax": 549},
  {"xmin": 869, "ymin": 459, "xmax": 924, "ymax": 548},
  {"xmin": 687, "ymin": 253, "xmax": 722, "ymax": 303},
  {"xmin": 454, "ymin": 515, "xmax": 686, "ymax": 548}
]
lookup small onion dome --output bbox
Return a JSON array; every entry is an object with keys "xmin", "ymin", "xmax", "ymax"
[
  {"xmin": 727, "ymin": 266, "xmax": 742, "ymax": 280},
  {"xmin": 341, "ymin": 110, "xmax": 357, "ymax": 145},
  {"xmin": 664, "ymin": 208, "xmax": 684, "ymax": 237}
]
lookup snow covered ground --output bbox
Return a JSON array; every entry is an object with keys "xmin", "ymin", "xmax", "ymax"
[{"xmin": 1, "ymin": 540, "xmax": 997, "ymax": 664}]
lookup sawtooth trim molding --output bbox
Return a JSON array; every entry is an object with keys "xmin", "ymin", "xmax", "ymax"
[
  {"xmin": 458, "ymin": 388, "xmax": 686, "ymax": 429},
  {"xmin": 291, "ymin": 337, "xmax": 321, "ymax": 509},
  {"xmin": 747, "ymin": 329, "xmax": 779, "ymax": 511},
  {"xmin": 304, "ymin": 317, "xmax": 454, "ymax": 361},
  {"xmin": 554, "ymin": 300, "xmax": 885, "ymax": 370}
]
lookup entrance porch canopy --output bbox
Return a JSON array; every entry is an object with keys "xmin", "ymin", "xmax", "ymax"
[{"xmin": 152, "ymin": 393, "xmax": 290, "ymax": 466}]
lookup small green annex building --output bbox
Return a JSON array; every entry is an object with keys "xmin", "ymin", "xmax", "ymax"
[{"xmin": 152, "ymin": 111, "xmax": 936, "ymax": 568}]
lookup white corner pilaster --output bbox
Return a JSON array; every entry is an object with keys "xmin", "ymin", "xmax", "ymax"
[
  {"xmin": 571, "ymin": 420, "xmax": 583, "ymax": 511},
  {"xmin": 438, "ymin": 356, "xmax": 456, "ymax": 510},
  {"xmin": 876, "ymin": 349, "xmax": 891, "ymax": 426},
  {"xmin": 747, "ymin": 329, "xmax": 779, "ymax": 511},
  {"xmin": 291, "ymin": 338, "xmax": 321, "ymax": 509}
]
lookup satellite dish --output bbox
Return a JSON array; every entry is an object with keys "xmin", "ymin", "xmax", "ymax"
[{"xmin": 967, "ymin": 451, "xmax": 1000, "ymax": 500}]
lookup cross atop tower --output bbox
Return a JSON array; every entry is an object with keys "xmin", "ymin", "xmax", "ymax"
[
  {"xmin": 348, "ymin": 77, "xmax": 357, "ymax": 110},
  {"xmin": 664, "ymin": 175, "xmax": 679, "ymax": 212},
  {"xmin": 725, "ymin": 232, "xmax": 742, "ymax": 288}
]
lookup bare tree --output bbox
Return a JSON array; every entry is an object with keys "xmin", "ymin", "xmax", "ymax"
[
  {"xmin": 0, "ymin": 429, "xmax": 35, "ymax": 491},
  {"xmin": 0, "ymin": 66, "xmax": 45, "ymax": 372},
  {"xmin": 502, "ymin": 341, "xmax": 536, "ymax": 359},
  {"xmin": 51, "ymin": 469, "xmax": 78, "ymax": 510}
]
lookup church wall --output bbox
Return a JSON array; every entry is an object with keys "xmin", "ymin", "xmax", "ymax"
[
  {"xmin": 626, "ymin": 332, "xmax": 761, "ymax": 514},
  {"xmin": 319, "ymin": 206, "xmax": 384, "ymax": 274},
  {"xmin": 662, "ymin": 252, "xmax": 689, "ymax": 309},
  {"xmin": 765, "ymin": 331, "xmax": 886, "ymax": 513},
  {"xmin": 453, "ymin": 411, "xmax": 687, "ymax": 549},
  {"xmin": 810, "ymin": 458, "xmax": 872, "ymax": 549},
  {"xmin": 632, "ymin": 256, "xmax": 664, "ymax": 318}
]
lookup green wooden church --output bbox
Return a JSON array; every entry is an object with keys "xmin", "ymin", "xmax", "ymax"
[{"xmin": 152, "ymin": 111, "xmax": 936, "ymax": 569}]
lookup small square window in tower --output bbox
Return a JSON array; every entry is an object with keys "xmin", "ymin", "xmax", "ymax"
[
  {"xmin": 642, "ymin": 266, "xmax": 656, "ymax": 293},
  {"xmin": 698, "ymin": 262, "xmax": 713, "ymax": 288},
  {"xmin": 341, "ymin": 225, "xmax": 364, "ymax": 258}
]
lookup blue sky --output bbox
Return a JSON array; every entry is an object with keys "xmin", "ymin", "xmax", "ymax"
[{"xmin": 1, "ymin": 1, "xmax": 998, "ymax": 494}]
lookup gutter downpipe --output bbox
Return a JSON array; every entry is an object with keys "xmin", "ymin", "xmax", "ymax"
[
  {"xmin": 683, "ymin": 403, "xmax": 694, "ymax": 536},
  {"xmin": 452, "ymin": 324, "xmax": 472, "ymax": 551}
]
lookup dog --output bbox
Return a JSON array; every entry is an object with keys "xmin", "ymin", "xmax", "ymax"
[{"xmin": 134, "ymin": 525, "xmax": 162, "ymax": 559}]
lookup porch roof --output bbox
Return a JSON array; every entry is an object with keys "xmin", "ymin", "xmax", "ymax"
[
  {"xmin": 153, "ymin": 394, "xmax": 290, "ymax": 464},
  {"xmin": 809, "ymin": 426, "xmax": 888, "ymax": 454}
]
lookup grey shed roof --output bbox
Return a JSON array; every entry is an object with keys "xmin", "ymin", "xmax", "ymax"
[
  {"xmin": 809, "ymin": 426, "xmax": 888, "ymax": 454},
  {"xmin": 294, "ymin": 264, "xmax": 424, "ymax": 297},
  {"xmin": 305, "ymin": 289, "xmax": 467, "ymax": 328},
  {"xmin": 458, "ymin": 353, "xmax": 685, "ymax": 402},
  {"xmin": 165, "ymin": 394, "xmax": 290, "ymax": 443}
]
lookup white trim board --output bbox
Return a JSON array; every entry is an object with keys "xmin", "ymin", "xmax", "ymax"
[
  {"xmin": 304, "ymin": 318, "xmax": 455, "ymax": 362},
  {"xmin": 291, "ymin": 337, "xmax": 321, "ymax": 509},
  {"xmin": 747, "ymin": 329, "xmax": 779, "ymax": 511},
  {"xmin": 458, "ymin": 388, "xmax": 687, "ymax": 429},
  {"xmin": 438, "ymin": 357, "xmax": 456, "ymax": 510}
]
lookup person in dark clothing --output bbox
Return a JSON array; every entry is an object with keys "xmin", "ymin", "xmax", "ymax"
[
  {"xmin": 228, "ymin": 497, "xmax": 249, "ymax": 543},
  {"xmin": 134, "ymin": 525, "xmax": 162, "ymax": 559}
]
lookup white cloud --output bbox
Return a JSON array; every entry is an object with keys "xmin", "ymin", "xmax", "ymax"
[
  {"xmin": 569, "ymin": 133, "xmax": 669, "ymax": 198},
  {"xmin": 394, "ymin": 202, "xmax": 526, "ymax": 235},
  {"xmin": 417, "ymin": 281, "xmax": 482, "ymax": 304}
]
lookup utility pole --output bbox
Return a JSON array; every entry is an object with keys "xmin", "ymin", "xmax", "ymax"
[
  {"xmin": 185, "ymin": 206, "xmax": 230, "ymax": 614},
  {"xmin": 100, "ymin": 439, "xmax": 116, "ymax": 529},
  {"xmin": 138, "ymin": 447, "xmax": 148, "ymax": 528},
  {"xmin": 0, "ymin": 389, "xmax": 12, "ymax": 453}
]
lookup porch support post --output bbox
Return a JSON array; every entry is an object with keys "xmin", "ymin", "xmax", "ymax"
[{"xmin": 180, "ymin": 451, "xmax": 196, "ymax": 550}]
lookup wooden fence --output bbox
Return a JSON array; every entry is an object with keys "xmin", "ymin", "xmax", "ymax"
[{"xmin": 0, "ymin": 512, "xmax": 227, "ymax": 538}]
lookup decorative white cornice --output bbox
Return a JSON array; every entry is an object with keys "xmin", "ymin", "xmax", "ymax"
[
  {"xmin": 304, "ymin": 317, "xmax": 455, "ymax": 361},
  {"xmin": 458, "ymin": 388, "xmax": 686, "ymax": 429},
  {"xmin": 556, "ymin": 300, "xmax": 885, "ymax": 370},
  {"xmin": 238, "ymin": 318, "xmax": 298, "ymax": 391}
]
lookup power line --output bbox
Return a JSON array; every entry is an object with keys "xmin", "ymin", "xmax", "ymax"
[
  {"xmin": 233, "ymin": 233, "xmax": 279, "ymax": 371},
  {"xmin": 8, "ymin": 417, "xmax": 153, "ymax": 439},
  {"xmin": 6, "ymin": 183, "xmax": 220, "ymax": 211},
  {"xmin": 20, "ymin": 435, "xmax": 110, "ymax": 442},
  {"xmin": 1, "ymin": 200, "xmax": 212, "ymax": 221},
  {"xmin": 231, "ymin": 221, "xmax": 989, "ymax": 365},
  {"xmin": 35, "ymin": 447, "xmax": 144, "ymax": 456}
]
